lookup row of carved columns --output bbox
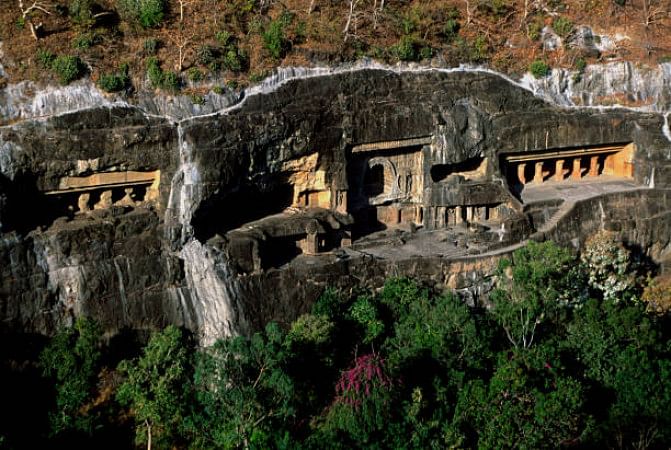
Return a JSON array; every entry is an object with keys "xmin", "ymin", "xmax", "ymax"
[
  {"xmin": 433, "ymin": 204, "xmax": 501, "ymax": 228},
  {"xmin": 516, "ymin": 155, "xmax": 604, "ymax": 185}
]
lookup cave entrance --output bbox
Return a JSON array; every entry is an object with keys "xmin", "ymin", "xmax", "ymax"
[
  {"xmin": 363, "ymin": 164, "xmax": 385, "ymax": 197},
  {"xmin": 430, "ymin": 157, "xmax": 487, "ymax": 182},
  {"xmin": 347, "ymin": 143, "xmax": 425, "ymax": 240},
  {"xmin": 192, "ymin": 178, "xmax": 295, "ymax": 242}
]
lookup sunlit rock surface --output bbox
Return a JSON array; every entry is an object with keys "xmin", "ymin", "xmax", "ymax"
[{"xmin": 2, "ymin": 64, "xmax": 671, "ymax": 343}]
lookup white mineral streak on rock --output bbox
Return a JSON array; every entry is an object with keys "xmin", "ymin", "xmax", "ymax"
[
  {"xmin": 33, "ymin": 234, "xmax": 86, "ymax": 325},
  {"xmin": 180, "ymin": 240, "xmax": 249, "ymax": 345}
]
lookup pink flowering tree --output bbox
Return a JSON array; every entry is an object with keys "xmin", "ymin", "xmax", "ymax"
[{"xmin": 319, "ymin": 352, "xmax": 394, "ymax": 444}]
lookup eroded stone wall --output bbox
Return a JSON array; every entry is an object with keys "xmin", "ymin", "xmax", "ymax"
[{"xmin": 1, "ymin": 69, "xmax": 670, "ymax": 340}]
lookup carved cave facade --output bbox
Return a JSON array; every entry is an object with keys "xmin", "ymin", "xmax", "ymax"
[
  {"xmin": 42, "ymin": 170, "xmax": 161, "ymax": 220},
  {"xmin": 214, "ymin": 137, "xmax": 639, "ymax": 274}
]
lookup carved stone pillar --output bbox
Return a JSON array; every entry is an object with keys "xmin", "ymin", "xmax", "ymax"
[
  {"xmin": 571, "ymin": 158, "xmax": 582, "ymax": 180},
  {"xmin": 77, "ymin": 193, "xmax": 91, "ymax": 213},
  {"xmin": 533, "ymin": 161, "xmax": 544, "ymax": 184},
  {"xmin": 304, "ymin": 221, "xmax": 319, "ymax": 255},
  {"xmin": 489, "ymin": 205, "xmax": 499, "ymax": 220},
  {"xmin": 115, "ymin": 188, "xmax": 135, "ymax": 207},
  {"xmin": 555, "ymin": 159, "xmax": 565, "ymax": 182},
  {"xmin": 589, "ymin": 156, "xmax": 600, "ymax": 177},
  {"xmin": 437, "ymin": 207, "xmax": 446, "ymax": 228},
  {"xmin": 517, "ymin": 163, "xmax": 527, "ymax": 185},
  {"xmin": 94, "ymin": 190, "xmax": 113, "ymax": 210},
  {"xmin": 455, "ymin": 206, "xmax": 464, "ymax": 224}
]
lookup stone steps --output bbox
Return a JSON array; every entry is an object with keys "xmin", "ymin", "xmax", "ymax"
[{"xmin": 533, "ymin": 201, "xmax": 576, "ymax": 236}]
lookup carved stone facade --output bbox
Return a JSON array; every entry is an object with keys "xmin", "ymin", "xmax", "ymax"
[
  {"xmin": 220, "ymin": 138, "xmax": 641, "ymax": 273},
  {"xmin": 44, "ymin": 170, "xmax": 161, "ymax": 214},
  {"xmin": 502, "ymin": 143, "xmax": 635, "ymax": 188}
]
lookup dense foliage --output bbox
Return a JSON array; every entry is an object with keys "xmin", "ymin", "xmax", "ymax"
[{"xmin": 3, "ymin": 237, "xmax": 671, "ymax": 448}]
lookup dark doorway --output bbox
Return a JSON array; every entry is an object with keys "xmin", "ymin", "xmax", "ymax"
[{"xmin": 364, "ymin": 164, "xmax": 385, "ymax": 197}]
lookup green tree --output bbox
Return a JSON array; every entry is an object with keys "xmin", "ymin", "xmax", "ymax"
[
  {"xmin": 490, "ymin": 241, "xmax": 575, "ymax": 349},
  {"xmin": 566, "ymin": 298, "xmax": 671, "ymax": 447},
  {"xmin": 456, "ymin": 348, "xmax": 588, "ymax": 449},
  {"xmin": 189, "ymin": 323, "xmax": 295, "ymax": 448},
  {"xmin": 39, "ymin": 318, "xmax": 102, "ymax": 436},
  {"xmin": 116, "ymin": 326, "xmax": 193, "ymax": 449}
]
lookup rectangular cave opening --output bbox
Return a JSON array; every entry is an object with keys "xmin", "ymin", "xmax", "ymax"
[
  {"xmin": 501, "ymin": 143, "xmax": 635, "ymax": 196},
  {"xmin": 430, "ymin": 157, "xmax": 487, "ymax": 183},
  {"xmin": 347, "ymin": 143, "xmax": 425, "ymax": 241}
]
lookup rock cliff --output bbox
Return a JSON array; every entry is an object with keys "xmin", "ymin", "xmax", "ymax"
[{"xmin": 2, "ymin": 67, "xmax": 671, "ymax": 342}]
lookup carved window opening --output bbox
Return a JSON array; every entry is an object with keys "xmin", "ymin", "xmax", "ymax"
[{"xmin": 430, "ymin": 157, "xmax": 487, "ymax": 182}]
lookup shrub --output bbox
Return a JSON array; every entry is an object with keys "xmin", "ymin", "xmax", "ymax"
[
  {"xmin": 197, "ymin": 45, "xmax": 216, "ymax": 66},
  {"xmin": 187, "ymin": 67, "xmax": 202, "ymax": 82},
  {"xmin": 146, "ymin": 57, "xmax": 163, "ymax": 88},
  {"xmin": 443, "ymin": 18, "xmax": 460, "ymax": 41},
  {"xmin": 529, "ymin": 59, "xmax": 550, "ymax": 78},
  {"xmin": 419, "ymin": 46, "xmax": 433, "ymax": 60},
  {"xmin": 263, "ymin": 12, "xmax": 292, "ymax": 59},
  {"xmin": 69, "ymin": 0, "xmax": 93, "ymax": 25},
  {"xmin": 116, "ymin": 0, "xmax": 166, "ymax": 28},
  {"xmin": 36, "ymin": 48, "xmax": 55, "ymax": 68},
  {"xmin": 215, "ymin": 30, "xmax": 232, "ymax": 46},
  {"xmin": 249, "ymin": 70, "xmax": 267, "ymax": 83},
  {"xmin": 222, "ymin": 48, "xmax": 244, "ymax": 72},
  {"xmin": 212, "ymin": 85, "xmax": 225, "ymax": 94},
  {"xmin": 145, "ymin": 57, "xmax": 180, "ymax": 91},
  {"xmin": 527, "ymin": 19, "xmax": 543, "ymax": 41},
  {"xmin": 162, "ymin": 71, "xmax": 181, "ymax": 92},
  {"xmin": 98, "ymin": 63, "xmax": 129, "ymax": 92},
  {"xmin": 553, "ymin": 16, "xmax": 573, "ymax": 37},
  {"xmin": 391, "ymin": 35, "xmax": 418, "ymax": 61},
  {"xmin": 72, "ymin": 32, "xmax": 98, "ymax": 49},
  {"xmin": 51, "ymin": 55, "xmax": 85, "ymax": 84},
  {"xmin": 143, "ymin": 38, "xmax": 159, "ymax": 55},
  {"xmin": 471, "ymin": 35, "xmax": 489, "ymax": 62},
  {"xmin": 477, "ymin": 0, "xmax": 511, "ymax": 19},
  {"xmin": 573, "ymin": 57, "xmax": 587, "ymax": 82}
]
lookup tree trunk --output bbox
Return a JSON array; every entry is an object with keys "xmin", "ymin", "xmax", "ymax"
[
  {"xmin": 146, "ymin": 420, "xmax": 152, "ymax": 450},
  {"xmin": 343, "ymin": 0, "xmax": 355, "ymax": 43}
]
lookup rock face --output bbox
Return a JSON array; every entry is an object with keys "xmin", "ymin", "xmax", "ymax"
[{"xmin": 1, "ymin": 68, "xmax": 671, "ymax": 342}]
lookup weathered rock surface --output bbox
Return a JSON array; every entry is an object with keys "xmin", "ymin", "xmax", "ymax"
[{"xmin": 1, "ymin": 68, "xmax": 670, "ymax": 342}]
